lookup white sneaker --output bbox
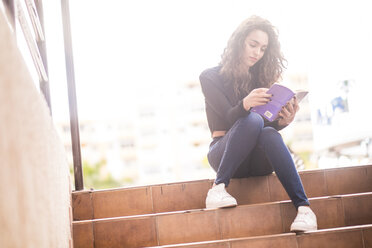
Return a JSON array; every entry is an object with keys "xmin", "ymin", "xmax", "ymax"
[
  {"xmin": 290, "ymin": 206, "xmax": 318, "ymax": 232},
  {"xmin": 205, "ymin": 183, "xmax": 237, "ymax": 209}
]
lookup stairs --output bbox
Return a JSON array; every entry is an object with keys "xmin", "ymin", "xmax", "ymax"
[{"xmin": 72, "ymin": 164, "xmax": 372, "ymax": 247}]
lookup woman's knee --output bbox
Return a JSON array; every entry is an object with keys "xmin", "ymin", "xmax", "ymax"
[
  {"xmin": 237, "ymin": 112, "xmax": 264, "ymax": 131},
  {"xmin": 227, "ymin": 113, "xmax": 264, "ymax": 143},
  {"xmin": 259, "ymin": 127, "xmax": 284, "ymax": 145}
]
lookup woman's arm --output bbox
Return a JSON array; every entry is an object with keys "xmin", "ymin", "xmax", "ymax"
[
  {"xmin": 200, "ymin": 69, "xmax": 272, "ymax": 126},
  {"xmin": 200, "ymin": 72, "xmax": 248, "ymax": 126}
]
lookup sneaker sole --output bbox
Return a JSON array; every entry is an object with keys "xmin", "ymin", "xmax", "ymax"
[
  {"xmin": 290, "ymin": 223, "xmax": 317, "ymax": 233},
  {"xmin": 206, "ymin": 202, "xmax": 237, "ymax": 209}
]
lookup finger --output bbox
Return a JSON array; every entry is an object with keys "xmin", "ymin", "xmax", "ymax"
[
  {"xmin": 288, "ymin": 100, "xmax": 298, "ymax": 114},
  {"xmin": 252, "ymin": 99, "xmax": 270, "ymax": 106},
  {"xmin": 256, "ymin": 99, "xmax": 270, "ymax": 105},
  {"xmin": 282, "ymin": 104, "xmax": 291, "ymax": 113},
  {"xmin": 253, "ymin": 88, "xmax": 269, "ymax": 94},
  {"xmin": 257, "ymin": 88, "xmax": 270, "ymax": 92},
  {"xmin": 256, "ymin": 91, "xmax": 272, "ymax": 98},
  {"xmin": 278, "ymin": 113, "xmax": 289, "ymax": 124},
  {"xmin": 286, "ymin": 102, "xmax": 295, "ymax": 113},
  {"xmin": 281, "ymin": 107, "xmax": 291, "ymax": 117},
  {"xmin": 256, "ymin": 96, "xmax": 271, "ymax": 103},
  {"xmin": 278, "ymin": 111, "xmax": 287, "ymax": 121}
]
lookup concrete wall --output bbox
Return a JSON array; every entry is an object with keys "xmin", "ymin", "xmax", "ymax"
[{"xmin": 0, "ymin": 8, "xmax": 72, "ymax": 248}]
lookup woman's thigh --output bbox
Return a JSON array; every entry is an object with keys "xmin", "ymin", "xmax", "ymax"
[
  {"xmin": 232, "ymin": 145, "xmax": 274, "ymax": 178},
  {"xmin": 207, "ymin": 113, "xmax": 266, "ymax": 174}
]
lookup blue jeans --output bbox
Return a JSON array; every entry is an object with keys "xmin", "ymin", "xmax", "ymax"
[{"xmin": 207, "ymin": 113, "xmax": 309, "ymax": 209}]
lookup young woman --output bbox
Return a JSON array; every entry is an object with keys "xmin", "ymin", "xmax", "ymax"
[{"xmin": 199, "ymin": 15, "xmax": 317, "ymax": 232}]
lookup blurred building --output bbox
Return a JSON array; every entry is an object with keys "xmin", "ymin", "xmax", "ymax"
[
  {"xmin": 55, "ymin": 79, "xmax": 214, "ymax": 187},
  {"xmin": 281, "ymin": 73, "xmax": 314, "ymax": 153}
]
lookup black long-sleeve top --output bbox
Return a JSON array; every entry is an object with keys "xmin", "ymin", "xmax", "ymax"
[{"xmin": 199, "ymin": 66, "xmax": 284, "ymax": 135}]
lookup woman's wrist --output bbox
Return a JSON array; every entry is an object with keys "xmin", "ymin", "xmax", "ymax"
[
  {"xmin": 277, "ymin": 117, "xmax": 289, "ymax": 127},
  {"xmin": 277, "ymin": 117, "xmax": 285, "ymax": 126},
  {"xmin": 242, "ymin": 99, "xmax": 251, "ymax": 111}
]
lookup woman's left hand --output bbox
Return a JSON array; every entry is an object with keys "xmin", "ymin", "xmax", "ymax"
[{"xmin": 277, "ymin": 97, "xmax": 299, "ymax": 126}]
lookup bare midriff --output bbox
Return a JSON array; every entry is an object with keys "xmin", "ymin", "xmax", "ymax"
[{"xmin": 212, "ymin": 130, "xmax": 226, "ymax": 138}]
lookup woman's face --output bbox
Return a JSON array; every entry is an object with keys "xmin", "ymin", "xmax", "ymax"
[{"xmin": 242, "ymin": 29, "xmax": 268, "ymax": 68}]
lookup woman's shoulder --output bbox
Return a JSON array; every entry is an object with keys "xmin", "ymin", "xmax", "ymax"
[{"xmin": 199, "ymin": 65, "xmax": 223, "ymax": 84}]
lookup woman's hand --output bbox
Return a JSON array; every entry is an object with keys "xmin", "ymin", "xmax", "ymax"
[
  {"xmin": 277, "ymin": 97, "xmax": 299, "ymax": 126},
  {"xmin": 243, "ymin": 88, "xmax": 272, "ymax": 111}
]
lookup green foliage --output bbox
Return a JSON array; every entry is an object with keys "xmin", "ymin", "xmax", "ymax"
[
  {"xmin": 70, "ymin": 159, "xmax": 123, "ymax": 190},
  {"xmin": 297, "ymin": 150, "xmax": 317, "ymax": 169}
]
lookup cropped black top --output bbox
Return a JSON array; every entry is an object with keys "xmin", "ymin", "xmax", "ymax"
[{"xmin": 199, "ymin": 66, "xmax": 284, "ymax": 135}]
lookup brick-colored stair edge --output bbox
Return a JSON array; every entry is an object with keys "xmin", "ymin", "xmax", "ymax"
[
  {"xmin": 73, "ymin": 164, "xmax": 372, "ymax": 193},
  {"xmin": 150, "ymin": 224, "xmax": 372, "ymax": 248},
  {"xmin": 73, "ymin": 164, "xmax": 372, "ymax": 220},
  {"xmin": 73, "ymin": 192, "xmax": 372, "ymax": 247}
]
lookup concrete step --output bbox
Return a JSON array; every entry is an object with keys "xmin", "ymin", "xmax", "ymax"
[
  {"xmin": 72, "ymin": 164, "xmax": 372, "ymax": 220},
  {"xmin": 148, "ymin": 224, "xmax": 372, "ymax": 248},
  {"xmin": 72, "ymin": 192, "xmax": 372, "ymax": 248}
]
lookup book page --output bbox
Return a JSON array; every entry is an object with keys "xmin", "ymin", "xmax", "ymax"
[{"xmin": 295, "ymin": 91, "xmax": 309, "ymax": 103}]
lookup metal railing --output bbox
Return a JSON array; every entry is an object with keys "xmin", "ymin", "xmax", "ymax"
[
  {"xmin": 3, "ymin": 0, "xmax": 84, "ymax": 190},
  {"xmin": 60, "ymin": 0, "xmax": 84, "ymax": 191}
]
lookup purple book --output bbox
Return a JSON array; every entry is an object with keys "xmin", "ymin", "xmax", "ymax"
[{"xmin": 251, "ymin": 84, "xmax": 295, "ymax": 122}]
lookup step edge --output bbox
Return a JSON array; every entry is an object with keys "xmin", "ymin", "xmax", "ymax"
[
  {"xmin": 72, "ymin": 164, "xmax": 372, "ymax": 194},
  {"xmin": 144, "ymin": 224, "xmax": 372, "ymax": 248},
  {"xmin": 72, "ymin": 191, "xmax": 372, "ymax": 224},
  {"xmin": 74, "ymin": 179, "xmax": 214, "ymax": 193}
]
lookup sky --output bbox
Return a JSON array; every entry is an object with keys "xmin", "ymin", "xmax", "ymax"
[{"xmin": 35, "ymin": 0, "xmax": 372, "ymax": 148}]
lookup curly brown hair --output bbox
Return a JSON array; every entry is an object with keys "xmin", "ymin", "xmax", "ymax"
[{"xmin": 220, "ymin": 16, "xmax": 287, "ymax": 98}]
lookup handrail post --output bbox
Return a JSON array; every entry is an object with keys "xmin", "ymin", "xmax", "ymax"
[
  {"xmin": 34, "ymin": 0, "xmax": 52, "ymax": 115},
  {"xmin": 61, "ymin": 0, "xmax": 84, "ymax": 190}
]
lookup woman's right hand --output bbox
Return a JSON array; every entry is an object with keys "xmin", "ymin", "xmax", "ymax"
[{"xmin": 243, "ymin": 88, "xmax": 272, "ymax": 111}]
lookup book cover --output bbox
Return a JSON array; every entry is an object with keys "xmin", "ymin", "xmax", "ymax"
[{"xmin": 251, "ymin": 83, "xmax": 296, "ymax": 122}]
